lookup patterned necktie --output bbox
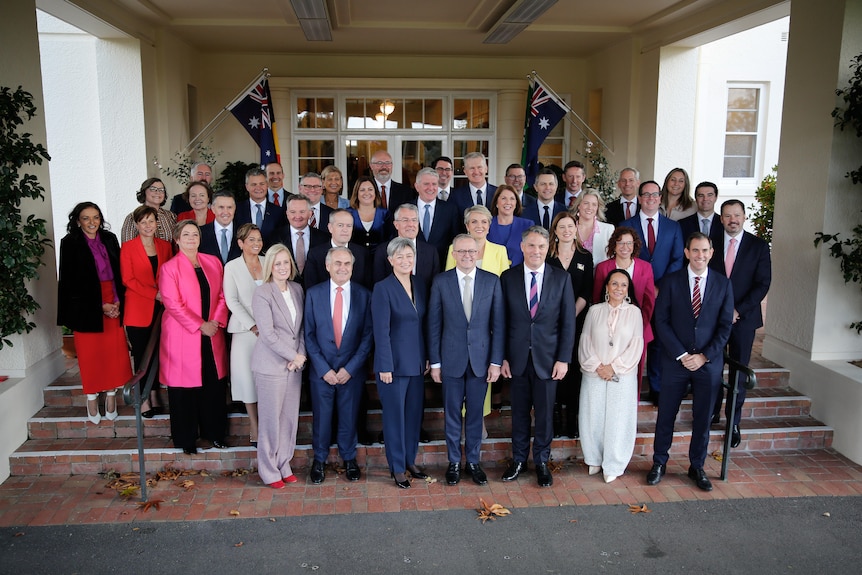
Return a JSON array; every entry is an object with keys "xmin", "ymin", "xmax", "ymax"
[
  {"xmin": 295, "ymin": 231, "xmax": 306, "ymax": 273},
  {"xmin": 692, "ymin": 276, "xmax": 702, "ymax": 319},
  {"xmin": 625, "ymin": 201, "xmax": 632, "ymax": 220},
  {"xmin": 568, "ymin": 195, "xmax": 577, "ymax": 209},
  {"xmin": 462, "ymin": 275, "xmax": 472, "ymax": 322},
  {"xmin": 380, "ymin": 185, "xmax": 387, "ymax": 209},
  {"xmin": 423, "ymin": 204, "xmax": 431, "ymax": 241},
  {"xmin": 333, "ymin": 286, "xmax": 344, "ymax": 349},
  {"xmin": 529, "ymin": 271, "xmax": 539, "ymax": 319},
  {"xmin": 309, "ymin": 207, "xmax": 317, "ymax": 229},
  {"xmin": 647, "ymin": 218, "xmax": 656, "ymax": 255},
  {"xmin": 542, "ymin": 206, "xmax": 550, "ymax": 230},
  {"xmin": 220, "ymin": 228, "xmax": 229, "ymax": 263},
  {"xmin": 725, "ymin": 237, "xmax": 737, "ymax": 277},
  {"xmin": 273, "ymin": 192, "xmax": 280, "ymax": 207},
  {"xmin": 701, "ymin": 217, "xmax": 710, "ymax": 235},
  {"xmin": 255, "ymin": 204, "xmax": 263, "ymax": 227},
  {"xmin": 476, "ymin": 189, "xmax": 483, "ymax": 206}
]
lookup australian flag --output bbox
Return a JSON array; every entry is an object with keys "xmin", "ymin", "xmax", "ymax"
[
  {"xmin": 522, "ymin": 78, "xmax": 567, "ymax": 186},
  {"xmin": 229, "ymin": 76, "xmax": 281, "ymax": 168}
]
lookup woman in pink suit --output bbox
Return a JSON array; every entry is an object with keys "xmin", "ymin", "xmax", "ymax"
[
  {"xmin": 158, "ymin": 220, "xmax": 229, "ymax": 454},
  {"xmin": 120, "ymin": 205, "xmax": 173, "ymax": 418},
  {"xmin": 593, "ymin": 226, "xmax": 655, "ymax": 390},
  {"xmin": 251, "ymin": 244, "xmax": 306, "ymax": 489}
]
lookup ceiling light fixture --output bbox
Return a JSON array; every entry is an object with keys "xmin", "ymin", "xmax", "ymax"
[
  {"xmin": 483, "ymin": 0, "xmax": 558, "ymax": 44},
  {"xmin": 290, "ymin": 0, "xmax": 332, "ymax": 41},
  {"xmin": 380, "ymin": 100, "xmax": 395, "ymax": 116}
]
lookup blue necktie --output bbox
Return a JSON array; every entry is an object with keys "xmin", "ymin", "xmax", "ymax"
[
  {"xmin": 476, "ymin": 189, "xmax": 483, "ymax": 206},
  {"xmin": 529, "ymin": 271, "xmax": 539, "ymax": 318},
  {"xmin": 255, "ymin": 203, "xmax": 263, "ymax": 227},
  {"xmin": 423, "ymin": 204, "xmax": 431, "ymax": 241},
  {"xmin": 220, "ymin": 228, "xmax": 229, "ymax": 263}
]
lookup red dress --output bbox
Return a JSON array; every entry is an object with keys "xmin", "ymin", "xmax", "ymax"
[{"xmin": 74, "ymin": 281, "xmax": 133, "ymax": 394}]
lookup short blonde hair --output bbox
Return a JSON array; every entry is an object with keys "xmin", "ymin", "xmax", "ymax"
[{"xmin": 262, "ymin": 243, "xmax": 297, "ymax": 283}]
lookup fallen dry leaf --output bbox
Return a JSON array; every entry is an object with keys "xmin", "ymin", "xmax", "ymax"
[
  {"xmin": 119, "ymin": 485, "xmax": 140, "ymax": 499},
  {"xmin": 476, "ymin": 498, "xmax": 511, "ymax": 524},
  {"xmin": 178, "ymin": 479, "xmax": 196, "ymax": 490},
  {"xmin": 628, "ymin": 503, "xmax": 651, "ymax": 514},
  {"xmin": 711, "ymin": 450, "xmax": 723, "ymax": 462},
  {"xmin": 548, "ymin": 461, "xmax": 565, "ymax": 474},
  {"xmin": 199, "ymin": 470, "xmax": 210, "ymax": 477},
  {"xmin": 157, "ymin": 468, "xmax": 182, "ymax": 481},
  {"xmin": 13, "ymin": 532, "xmax": 24, "ymax": 537},
  {"xmin": 269, "ymin": 518, "xmax": 276, "ymax": 522},
  {"xmin": 136, "ymin": 499, "xmax": 163, "ymax": 513},
  {"xmin": 234, "ymin": 542, "xmax": 243, "ymax": 547},
  {"xmin": 823, "ymin": 512, "xmax": 831, "ymax": 517},
  {"xmin": 221, "ymin": 467, "xmax": 255, "ymax": 477},
  {"xmin": 424, "ymin": 476, "xmax": 437, "ymax": 484},
  {"xmin": 229, "ymin": 509, "xmax": 240, "ymax": 517}
]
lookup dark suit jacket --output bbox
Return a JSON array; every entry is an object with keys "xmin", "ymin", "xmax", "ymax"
[
  {"xmin": 413, "ymin": 199, "xmax": 462, "ymax": 264},
  {"xmin": 304, "ymin": 280, "xmax": 373, "ymax": 381},
  {"xmin": 621, "ymin": 213, "xmax": 684, "ymax": 282},
  {"xmin": 500, "ymin": 264, "xmax": 576, "ymax": 380},
  {"xmin": 519, "ymin": 192, "xmax": 537, "ymax": 210},
  {"xmin": 654, "ymin": 268, "xmax": 734, "ymax": 366},
  {"xmin": 427, "ymin": 268, "xmax": 505, "ymax": 378},
  {"xmin": 269, "ymin": 225, "xmax": 330, "ymax": 287},
  {"xmin": 605, "ymin": 197, "xmax": 640, "ymax": 226},
  {"xmin": 199, "ymin": 223, "xmax": 242, "ymax": 265},
  {"xmin": 311, "ymin": 203, "xmax": 333, "ymax": 234},
  {"xmin": 303, "ymin": 242, "xmax": 370, "ymax": 289},
  {"xmin": 450, "ymin": 184, "xmax": 497, "ymax": 219},
  {"xmin": 382, "ymin": 181, "xmax": 416, "ymax": 212},
  {"xmin": 523, "ymin": 200, "xmax": 566, "ymax": 229},
  {"xmin": 234, "ymin": 200, "xmax": 287, "ymax": 247},
  {"xmin": 679, "ymin": 212, "xmax": 723, "ymax": 249},
  {"xmin": 708, "ymin": 231, "xmax": 771, "ymax": 332},
  {"xmin": 371, "ymin": 274, "xmax": 427, "ymax": 376},
  {"xmin": 57, "ymin": 229, "xmax": 125, "ymax": 332},
  {"xmin": 373, "ymin": 237, "xmax": 440, "ymax": 292}
]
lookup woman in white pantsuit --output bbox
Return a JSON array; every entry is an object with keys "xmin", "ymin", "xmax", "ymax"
[
  {"xmin": 251, "ymin": 244, "xmax": 306, "ymax": 489},
  {"xmin": 578, "ymin": 269, "xmax": 644, "ymax": 483}
]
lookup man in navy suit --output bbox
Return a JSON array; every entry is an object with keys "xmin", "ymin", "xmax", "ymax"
[
  {"xmin": 373, "ymin": 203, "xmax": 441, "ymax": 292},
  {"xmin": 450, "ymin": 152, "xmax": 497, "ymax": 218},
  {"xmin": 622, "ymin": 180, "xmax": 685, "ymax": 402},
  {"xmin": 200, "ymin": 190, "xmax": 241, "ymax": 265},
  {"xmin": 433, "ymin": 156, "xmax": 455, "ymax": 202},
  {"xmin": 605, "ymin": 168, "xmax": 640, "ymax": 226},
  {"xmin": 371, "ymin": 150, "xmax": 415, "ymax": 211},
  {"xmin": 428, "ymin": 234, "xmax": 505, "ymax": 486},
  {"xmin": 557, "ymin": 160, "xmax": 586, "ymax": 208},
  {"xmin": 234, "ymin": 168, "xmax": 287, "ymax": 249},
  {"xmin": 709, "ymin": 199, "xmax": 772, "ymax": 447},
  {"xmin": 412, "ymin": 167, "xmax": 461, "ymax": 264},
  {"xmin": 500, "ymin": 226, "xmax": 576, "ymax": 487},
  {"xmin": 297, "ymin": 172, "xmax": 332, "ymax": 234},
  {"xmin": 265, "ymin": 162, "xmax": 292, "ymax": 206},
  {"xmin": 679, "ymin": 181, "xmax": 723, "ymax": 249},
  {"xmin": 304, "ymin": 209, "xmax": 370, "ymax": 289},
  {"xmin": 647, "ymin": 232, "xmax": 734, "ymax": 492},
  {"xmin": 304, "ymin": 246, "xmax": 373, "ymax": 484},
  {"xmin": 269, "ymin": 195, "xmax": 329, "ymax": 287},
  {"xmin": 522, "ymin": 168, "xmax": 566, "ymax": 230},
  {"xmin": 504, "ymin": 163, "xmax": 537, "ymax": 209}
]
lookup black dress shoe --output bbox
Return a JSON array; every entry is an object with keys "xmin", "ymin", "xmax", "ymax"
[
  {"xmin": 688, "ymin": 466, "xmax": 713, "ymax": 491},
  {"xmin": 535, "ymin": 462, "xmax": 553, "ymax": 487},
  {"xmin": 211, "ymin": 440, "xmax": 227, "ymax": 449},
  {"xmin": 419, "ymin": 428, "xmax": 431, "ymax": 443},
  {"xmin": 344, "ymin": 459, "xmax": 361, "ymax": 482},
  {"xmin": 378, "ymin": 431, "xmax": 385, "ymax": 444},
  {"xmin": 309, "ymin": 460, "xmax": 325, "ymax": 484},
  {"xmin": 357, "ymin": 430, "xmax": 374, "ymax": 446},
  {"xmin": 711, "ymin": 412, "xmax": 721, "ymax": 425},
  {"xmin": 406, "ymin": 464, "xmax": 428, "ymax": 480},
  {"xmin": 465, "ymin": 463, "xmax": 488, "ymax": 486},
  {"xmin": 391, "ymin": 472, "xmax": 410, "ymax": 489},
  {"xmin": 730, "ymin": 425, "xmax": 741, "ymax": 448},
  {"xmin": 445, "ymin": 462, "xmax": 461, "ymax": 485},
  {"xmin": 141, "ymin": 408, "xmax": 155, "ymax": 419},
  {"xmin": 646, "ymin": 463, "xmax": 665, "ymax": 485},
  {"xmin": 566, "ymin": 425, "xmax": 580, "ymax": 439},
  {"xmin": 502, "ymin": 461, "xmax": 525, "ymax": 482},
  {"xmin": 648, "ymin": 390, "xmax": 660, "ymax": 406},
  {"xmin": 183, "ymin": 447, "xmax": 197, "ymax": 455}
]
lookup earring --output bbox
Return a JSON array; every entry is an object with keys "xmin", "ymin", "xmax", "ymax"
[
  {"xmin": 604, "ymin": 293, "xmax": 609, "ymax": 303},
  {"xmin": 624, "ymin": 296, "xmax": 632, "ymax": 304}
]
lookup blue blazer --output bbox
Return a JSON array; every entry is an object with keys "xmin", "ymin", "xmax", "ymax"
[
  {"xmin": 372, "ymin": 238, "xmax": 440, "ymax": 292},
  {"xmin": 304, "ymin": 242, "xmax": 370, "ymax": 289},
  {"xmin": 304, "ymin": 281, "xmax": 373, "ymax": 381},
  {"xmin": 427, "ymin": 268, "xmax": 505, "ymax": 378},
  {"xmin": 679, "ymin": 212, "xmax": 723, "ymax": 249},
  {"xmin": 371, "ymin": 274, "xmax": 427, "ymax": 376},
  {"xmin": 449, "ymin": 184, "xmax": 497, "ymax": 220},
  {"xmin": 499, "ymin": 264, "xmax": 576, "ymax": 380},
  {"xmin": 522, "ymin": 200, "xmax": 566, "ymax": 229},
  {"xmin": 234, "ymin": 200, "xmax": 287, "ymax": 246},
  {"xmin": 708, "ymin": 231, "xmax": 771, "ymax": 333},
  {"xmin": 621, "ymin": 213, "xmax": 684, "ymax": 282},
  {"xmin": 488, "ymin": 216, "xmax": 534, "ymax": 266},
  {"xmin": 654, "ymin": 268, "xmax": 734, "ymax": 366}
]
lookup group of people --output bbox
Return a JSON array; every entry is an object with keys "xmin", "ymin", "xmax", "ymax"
[{"xmin": 56, "ymin": 153, "xmax": 771, "ymax": 493}]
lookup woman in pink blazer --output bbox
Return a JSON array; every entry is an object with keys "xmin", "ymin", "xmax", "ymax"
[
  {"xmin": 251, "ymin": 243, "xmax": 306, "ymax": 489},
  {"xmin": 593, "ymin": 226, "xmax": 655, "ymax": 392},
  {"xmin": 158, "ymin": 220, "xmax": 229, "ymax": 454},
  {"xmin": 121, "ymin": 206, "xmax": 173, "ymax": 418}
]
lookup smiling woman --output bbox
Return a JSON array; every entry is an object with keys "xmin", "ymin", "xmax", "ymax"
[{"xmin": 120, "ymin": 177, "xmax": 178, "ymax": 244}]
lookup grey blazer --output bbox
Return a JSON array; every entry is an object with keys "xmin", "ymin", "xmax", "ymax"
[{"xmin": 251, "ymin": 281, "xmax": 306, "ymax": 376}]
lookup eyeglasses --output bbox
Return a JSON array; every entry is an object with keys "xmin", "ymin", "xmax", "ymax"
[
  {"xmin": 641, "ymin": 192, "xmax": 661, "ymax": 198},
  {"xmin": 148, "ymin": 186, "xmax": 166, "ymax": 193},
  {"xmin": 301, "ymin": 184, "xmax": 323, "ymax": 190},
  {"xmin": 435, "ymin": 167, "xmax": 453, "ymax": 172},
  {"xmin": 616, "ymin": 241, "xmax": 634, "ymax": 247},
  {"xmin": 371, "ymin": 161, "xmax": 393, "ymax": 166},
  {"xmin": 453, "ymin": 249, "xmax": 478, "ymax": 255}
]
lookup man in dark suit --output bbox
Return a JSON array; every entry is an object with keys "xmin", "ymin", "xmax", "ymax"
[
  {"xmin": 304, "ymin": 209, "xmax": 370, "ymax": 289},
  {"xmin": 371, "ymin": 150, "xmax": 415, "ymax": 211},
  {"xmin": 269, "ymin": 195, "xmax": 329, "ymax": 287},
  {"xmin": 304, "ymin": 246, "xmax": 374, "ymax": 484},
  {"xmin": 709, "ymin": 199, "xmax": 772, "ymax": 447},
  {"xmin": 605, "ymin": 168, "xmax": 640, "ymax": 226},
  {"xmin": 647, "ymin": 232, "xmax": 734, "ymax": 492},
  {"xmin": 297, "ymin": 172, "xmax": 332, "ymax": 234},
  {"xmin": 428, "ymin": 234, "xmax": 505, "ymax": 486},
  {"xmin": 450, "ymin": 152, "xmax": 497, "ymax": 217},
  {"xmin": 265, "ymin": 162, "xmax": 292, "ymax": 206},
  {"xmin": 170, "ymin": 161, "xmax": 212, "ymax": 214},
  {"xmin": 557, "ymin": 160, "xmax": 586, "ymax": 209},
  {"xmin": 433, "ymin": 156, "xmax": 455, "ymax": 202},
  {"xmin": 234, "ymin": 167, "xmax": 287, "ymax": 248},
  {"xmin": 373, "ymin": 203, "xmax": 440, "ymax": 292},
  {"xmin": 504, "ymin": 163, "xmax": 537, "ymax": 209},
  {"xmin": 522, "ymin": 168, "xmax": 566, "ymax": 231},
  {"xmin": 500, "ymin": 226, "xmax": 576, "ymax": 487},
  {"xmin": 412, "ymin": 167, "xmax": 461, "ymax": 264},
  {"xmin": 200, "ymin": 190, "xmax": 241, "ymax": 265},
  {"xmin": 679, "ymin": 181, "xmax": 723, "ymax": 249},
  {"xmin": 622, "ymin": 180, "xmax": 685, "ymax": 402}
]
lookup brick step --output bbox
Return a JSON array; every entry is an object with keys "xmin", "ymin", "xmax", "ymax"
[{"xmin": 10, "ymin": 415, "xmax": 832, "ymax": 476}]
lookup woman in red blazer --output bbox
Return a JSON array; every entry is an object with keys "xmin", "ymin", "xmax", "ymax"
[
  {"xmin": 593, "ymin": 226, "xmax": 655, "ymax": 392},
  {"xmin": 158, "ymin": 220, "xmax": 229, "ymax": 454},
  {"xmin": 120, "ymin": 206, "xmax": 174, "ymax": 418}
]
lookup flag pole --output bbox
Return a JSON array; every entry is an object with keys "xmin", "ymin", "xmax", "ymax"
[
  {"xmin": 531, "ymin": 70, "xmax": 614, "ymax": 155},
  {"xmin": 181, "ymin": 68, "xmax": 270, "ymax": 154}
]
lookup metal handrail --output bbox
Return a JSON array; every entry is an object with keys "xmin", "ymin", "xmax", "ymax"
[
  {"xmin": 719, "ymin": 352, "xmax": 757, "ymax": 481},
  {"xmin": 122, "ymin": 308, "xmax": 163, "ymax": 502}
]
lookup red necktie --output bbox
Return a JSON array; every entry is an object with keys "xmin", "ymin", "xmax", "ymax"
[
  {"xmin": 647, "ymin": 218, "xmax": 656, "ymax": 256},
  {"xmin": 625, "ymin": 201, "xmax": 632, "ymax": 220},
  {"xmin": 692, "ymin": 276, "xmax": 702, "ymax": 319},
  {"xmin": 333, "ymin": 286, "xmax": 343, "ymax": 348},
  {"xmin": 380, "ymin": 185, "xmax": 387, "ymax": 209},
  {"xmin": 273, "ymin": 192, "xmax": 280, "ymax": 207}
]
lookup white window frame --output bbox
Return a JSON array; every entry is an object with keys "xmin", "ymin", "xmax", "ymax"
[{"xmin": 722, "ymin": 82, "xmax": 768, "ymax": 182}]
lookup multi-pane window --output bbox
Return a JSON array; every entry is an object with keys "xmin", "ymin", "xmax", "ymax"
[{"xmin": 723, "ymin": 86, "xmax": 761, "ymax": 178}]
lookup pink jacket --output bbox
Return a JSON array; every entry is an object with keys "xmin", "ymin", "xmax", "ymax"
[
  {"xmin": 593, "ymin": 257, "xmax": 655, "ymax": 345},
  {"xmin": 159, "ymin": 252, "xmax": 229, "ymax": 387}
]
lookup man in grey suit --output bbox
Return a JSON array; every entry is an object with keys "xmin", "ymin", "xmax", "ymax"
[{"xmin": 428, "ymin": 234, "xmax": 505, "ymax": 486}]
